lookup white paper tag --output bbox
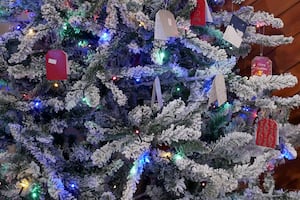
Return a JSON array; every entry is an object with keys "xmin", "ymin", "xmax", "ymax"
[
  {"xmin": 208, "ymin": 74, "xmax": 227, "ymax": 107},
  {"xmin": 204, "ymin": 0, "xmax": 213, "ymax": 23},
  {"xmin": 154, "ymin": 10, "xmax": 179, "ymax": 40},
  {"xmin": 223, "ymin": 25, "xmax": 243, "ymax": 48},
  {"xmin": 48, "ymin": 58, "xmax": 57, "ymax": 65},
  {"xmin": 151, "ymin": 77, "xmax": 163, "ymax": 109}
]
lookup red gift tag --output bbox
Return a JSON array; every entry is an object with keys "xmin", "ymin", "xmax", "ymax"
[
  {"xmin": 191, "ymin": 0, "xmax": 206, "ymax": 26},
  {"xmin": 46, "ymin": 50, "xmax": 68, "ymax": 80},
  {"xmin": 255, "ymin": 119, "xmax": 278, "ymax": 148},
  {"xmin": 251, "ymin": 56, "xmax": 272, "ymax": 76}
]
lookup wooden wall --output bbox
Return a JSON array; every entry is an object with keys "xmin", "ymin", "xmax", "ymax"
[
  {"xmin": 237, "ymin": 0, "xmax": 300, "ymax": 124},
  {"xmin": 219, "ymin": 0, "xmax": 300, "ymax": 191}
]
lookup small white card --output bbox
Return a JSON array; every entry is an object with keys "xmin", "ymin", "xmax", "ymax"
[
  {"xmin": 223, "ymin": 25, "xmax": 243, "ymax": 48},
  {"xmin": 48, "ymin": 58, "xmax": 57, "ymax": 65},
  {"xmin": 151, "ymin": 77, "xmax": 163, "ymax": 109}
]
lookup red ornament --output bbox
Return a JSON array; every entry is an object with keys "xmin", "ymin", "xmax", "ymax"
[
  {"xmin": 255, "ymin": 118, "xmax": 279, "ymax": 148},
  {"xmin": 251, "ymin": 56, "xmax": 272, "ymax": 76},
  {"xmin": 46, "ymin": 50, "xmax": 68, "ymax": 80},
  {"xmin": 134, "ymin": 129, "xmax": 140, "ymax": 134},
  {"xmin": 112, "ymin": 76, "xmax": 117, "ymax": 81},
  {"xmin": 190, "ymin": 0, "xmax": 206, "ymax": 26}
]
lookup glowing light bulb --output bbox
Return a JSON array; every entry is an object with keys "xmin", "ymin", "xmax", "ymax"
[
  {"xmin": 135, "ymin": 129, "xmax": 140, "ymax": 134},
  {"xmin": 31, "ymin": 192, "xmax": 38, "ymax": 199},
  {"xmin": 173, "ymin": 153, "xmax": 183, "ymax": 161},
  {"xmin": 160, "ymin": 151, "xmax": 172, "ymax": 159},
  {"xmin": 99, "ymin": 30, "xmax": 111, "ymax": 43},
  {"xmin": 53, "ymin": 82, "xmax": 59, "ymax": 88},
  {"xmin": 33, "ymin": 100, "xmax": 42, "ymax": 109},
  {"xmin": 112, "ymin": 76, "xmax": 117, "ymax": 81},
  {"xmin": 135, "ymin": 78, "xmax": 141, "ymax": 83},
  {"xmin": 139, "ymin": 21, "xmax": 145, "ymax": 27},
  {"xmin": 63, "ymin": 23, "xmax": 68, "ymax": 30},
  {"xmin": 156, "ymin": 51, "xmax": 165, "ymax": 65},
  {"xmin": 19, "ymin": 179, "xmax": 30, "ymax": 189},
  {"xmin": 129, "ymin": 166, "xmax": 138, "ymax": 176},
  {"xmin": 28, "ymin": 29, "xmax": 35, "ymax": 36}
]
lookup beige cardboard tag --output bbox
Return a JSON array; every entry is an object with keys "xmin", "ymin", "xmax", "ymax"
[
  {"xmin": 154, "ymin": 10, "xmax": 179, "ymax": 40},
  {"xmin": 0, "ymin": 22, "xmax": 14, "ymax": 35},
  {"xmin": 208, "ymin": 74, "xmax": 227, "ymax": 107}
]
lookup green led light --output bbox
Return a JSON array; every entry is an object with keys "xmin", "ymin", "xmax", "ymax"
[
  {"xmin": 176, "ymin": 87, "xmax": 181, "ymax": 92},
  {"xmin": 156, "ymin": 50, "xmax": 166, "ymax": 65},
  {"xmin": 173, "ymin": 153, "xmax": 183, "ymax": 161},
  {"xmin": 31, "ymin": 192, "xmax": 38, "ymax": 199},
  {"xmin": 62, "ymin": 23, "xmax": 68, "ymax": 30},
  {"xmin": 78, "ymin": 40, "xmax": 88, "ymax": 47},
  {"xmin": 129, "ymin": 165, "xmax": 138, "ymax": 176}
]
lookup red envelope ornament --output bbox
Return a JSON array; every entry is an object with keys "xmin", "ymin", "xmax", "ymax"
[
  {"xmin": 255, "ymin": 118, "xmax": 279, "ymax": 148},
  {"xmin": 46, "ymin": 50, "xmax": 68, "ymax": 80},
  {"xmin": 251, "ymin": 56, "xmax": 272, "ymax": 76},
  {"xmin": 191, "ymin": 0, "xmax": 205, "ymax": 26},
  {"xmin": 191, "ymin": 0, "xmax": 213, "ymax": 26}
]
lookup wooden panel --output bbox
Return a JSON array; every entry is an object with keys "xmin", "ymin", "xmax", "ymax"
[
  {"xmin": 270, "ymin": 33, "xmax": 300, "ymax": 74},
  {"xmin": 272, "ymin": 63, "xmax": 300, "ymax": 97},
  {"xmin": 252, "ymin": 0, "xmax": 299, "ymax": 16},
  {"xmin": 277, "ymin": 2, "xmax": 300, "ymax": 36},
  {"xmin": 238, "ymin": 2, "xmax": 300, "ymax": 75},
  {"xmin": 289, "ymin": 108, "xmax": 300, "ymax": 124},
  {"xmin": 242, "ymin": 0, "xmax": 258, "ymax": 6}
]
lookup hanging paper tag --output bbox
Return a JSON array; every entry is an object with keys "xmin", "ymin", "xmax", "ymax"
[
  {"xmin": 191, "ymin": 0, "xmax": 213, "ymax": 26},
  {"xmin": 251, "ymin": 56, "xmax": 272, "ymax": 76},
  {"xmin": 151, "ymin": 77, "xmax": 163, "ymax": 109},
  {"xmin": 191, "ymin": 0, "xmax": 205, "ymax": 26},
  {"xmin": 0, "ymin": 22, "xmax": 15, "ymax": 35},
  {"xmin": 223, "ymin": 15, "xmax": 247, "ymax": 48},
  {"xmin": 223, "ymin": 25, "xmax": 243, "ymax": 48},
  {"xmin": 230, "ymin": 15, "xmax": 247, "ymax": 34},
  {"xmin": 255, "ymin": 118, "xmax": 279, "ymax": 148},
  {"xmin": 46, "ymin": 50, "xmax": 68, "ymax": 80},
  {"xmin": 208, "ymin": 74, "xmax": 227, "ymax": 107},
  {"xmin": 154, "ymin": 10, "xmax": 179, "ymax": 40},
  {"xmin": 204, "ymin": 0, "xmax": 213, "ymax": 23},
  {"xmin": 16, "ymin": 10, "xmax": 35, "ymax": 22}
]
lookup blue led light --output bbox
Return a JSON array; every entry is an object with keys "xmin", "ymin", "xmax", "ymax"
[
  {"xmin": 280, "ymin": 144, "xmax": 295, "ymax": 160},
  {"xmin": 135, "ymin": 78, "xmax": 141, "ymax": 83},
  {"xmin": 99, "ymin": 30, "xmax": 111, "ymax": 43},
  {"xmin": 33, "ymin": 100, "xmax": 42, "ymax": 109},
  {"xmin": 16, "ymin": 25, "xmax": 21, "ymax": 30},
  {"xmin": 242, "ymin": 106, "xmax": 250, "ymax": 112},
  {"xmin": 71, "ymin": 184, "xmax": 75, "ymax": 188}
]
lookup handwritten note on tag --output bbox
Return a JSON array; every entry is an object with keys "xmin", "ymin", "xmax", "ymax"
[
  {"xmin": 151, "ymin": 77, "xmax": 163, "ymax": 109},
  {"xmin": 208, "ymin": 74, "xmax": 227, "ymax": 107},
  {"xmin": 155, "ymin": 10, "xmax": 179, "ymax": 40}
]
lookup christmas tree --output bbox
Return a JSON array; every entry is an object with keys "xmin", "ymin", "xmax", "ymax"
[{"xmin": 0, "ymin": 0, "xmax": 300, "ymax": 199}]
